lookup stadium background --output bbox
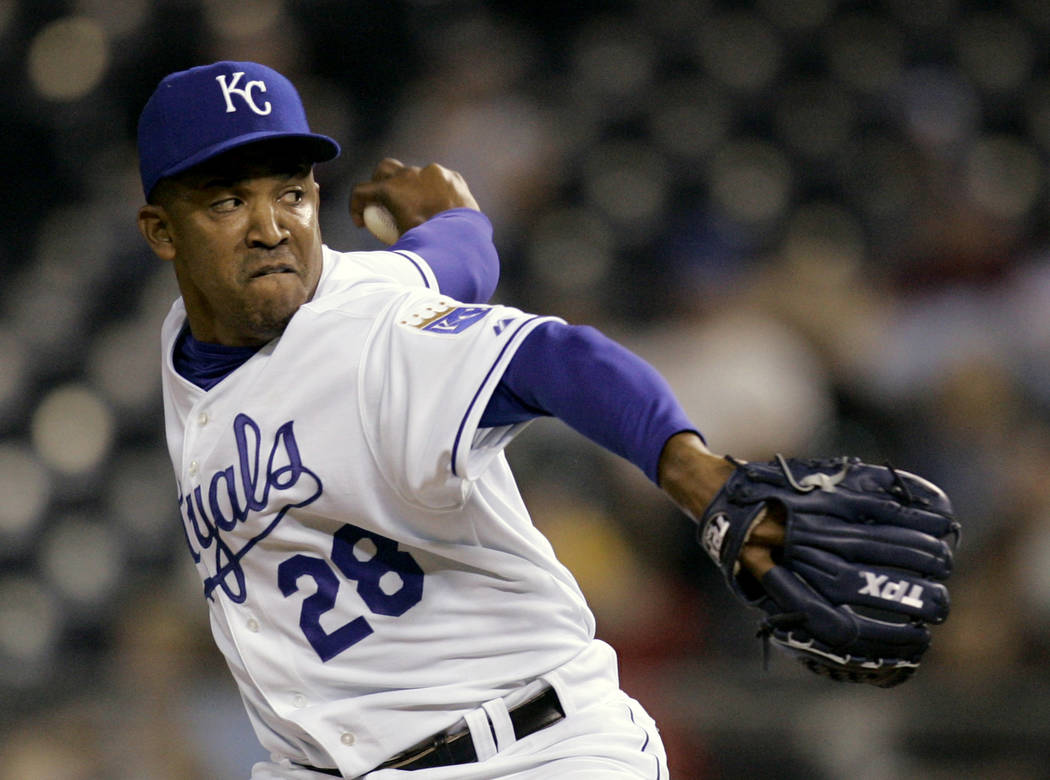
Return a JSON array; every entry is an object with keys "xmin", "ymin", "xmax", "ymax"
[{"xmin": 1, "ymin": 0, "xmax": 1049, "ymax": 777}]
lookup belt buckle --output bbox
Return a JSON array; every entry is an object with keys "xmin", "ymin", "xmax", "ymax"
[{"xmin": 379, "ymin": 721, "xmax": 468, "ymax": 771}]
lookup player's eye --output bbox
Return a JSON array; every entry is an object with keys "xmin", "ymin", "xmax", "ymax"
[
  {"xmin": 211, "ymin": 197, "xmax": 241, "ymax": 213},
  {"xmin": 281, "ymin": 188, "xmax": 305, "ymax": 205}
]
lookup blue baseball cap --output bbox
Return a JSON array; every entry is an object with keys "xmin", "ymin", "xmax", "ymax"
[{"xmin": 137, "ymin": 61, "xmax": 340, "ymax": 200}]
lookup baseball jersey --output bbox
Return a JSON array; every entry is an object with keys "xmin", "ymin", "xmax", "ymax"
[{"xmin": 160, "ymin": 243, "xmax": 595, "ymax": 777}]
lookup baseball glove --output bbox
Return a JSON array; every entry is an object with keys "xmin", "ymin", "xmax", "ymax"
[{"xmin": 699, "ymin": 454, "xmax": 958, "ymax": 687}]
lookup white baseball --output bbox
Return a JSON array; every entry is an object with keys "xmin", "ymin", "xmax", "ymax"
[{"xmin": 363, "ymin": 203, "xmax": 400, "ymax": 245}]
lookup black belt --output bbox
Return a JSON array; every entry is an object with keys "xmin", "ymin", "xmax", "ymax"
[{"xmin": 296, "ymin": 685, "xmax": 564, "ymax": 776}]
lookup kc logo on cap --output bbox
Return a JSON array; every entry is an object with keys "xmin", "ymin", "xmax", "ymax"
[
  {"xmin": 216, "ymin": 71, "xmax": 272, "ymax": 116},
  {"xmin": 137, "ymin": 60, "xmax": 340, "ymax": 200}
]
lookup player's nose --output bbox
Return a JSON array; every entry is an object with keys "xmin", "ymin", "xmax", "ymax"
[{"xmin": 246, "ymin": 200, "xmax": 290, "ymax": 248}]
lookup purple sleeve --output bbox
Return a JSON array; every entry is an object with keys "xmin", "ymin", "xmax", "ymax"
[
  {"xmin": 481, "ymin": 321, "xmax": 701, "ymax": 484},
  {"xmin": 391, "ymin": 208, "xmax": 499, "ymax": 303}
]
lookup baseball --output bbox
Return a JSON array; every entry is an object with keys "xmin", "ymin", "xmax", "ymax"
[{"xmin": 363, "ymin": 203, "xmax": 400, "ymax": 245}]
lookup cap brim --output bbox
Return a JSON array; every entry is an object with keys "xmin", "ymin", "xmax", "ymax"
[{"xmin": 150, "ymin": 131, "xmax": 340, "ymax": 196}]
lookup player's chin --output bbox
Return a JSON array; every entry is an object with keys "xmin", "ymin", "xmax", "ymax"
[
  {"xmin": 240, "ymin": 308, "xmax": 297, "ymax": 343},
  {"xmin": 240, "ymin": 283, "xmax": 308, "ymax": 341}
]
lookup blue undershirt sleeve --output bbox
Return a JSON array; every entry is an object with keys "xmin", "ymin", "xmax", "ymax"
[
  {"xmin": 392, "ymin": 208, "xmax": 499, "ymax": 303},
  {"xmin": 481, "ymin": 321, "xmax": 701, "ymax": 484}
]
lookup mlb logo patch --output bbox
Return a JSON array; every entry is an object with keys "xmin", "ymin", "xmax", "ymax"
[{"xmin": 419, "ymin": 306, "xmax": 491, "ymax": 334}]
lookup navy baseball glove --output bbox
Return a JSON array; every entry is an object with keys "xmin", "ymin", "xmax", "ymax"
[{"xmin": 699, "ymin": 455, "xmax": 958, "ymax": 687}]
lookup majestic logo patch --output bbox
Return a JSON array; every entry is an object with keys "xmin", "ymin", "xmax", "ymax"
[
  {"xmin": 858, "ymin": 571, "xmax": 925, "ymax": 609},
  {"xmin": 701, "ymin": 513, "xmax": 730, "ymax": 565},
  {"xmin": 215, "ymin": 72, "xmax": 272, "ymax": 115},
  {"xmin": 179, "ymin": 413, "xmax": 322, "ymax": 602}
]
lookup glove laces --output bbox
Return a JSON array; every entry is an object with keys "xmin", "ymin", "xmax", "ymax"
[
  {"xmin": 775, "ymin": 454, "xmax": 851, "ymax": 493},
  {"xmin": 757, "ymin": 612, "xmax": 806, "ymax": 670}
]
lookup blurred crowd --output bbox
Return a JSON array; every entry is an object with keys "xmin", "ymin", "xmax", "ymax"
[{"xmin": 2, "ymin": 0, "xmax": 1050, "ymax": 777}]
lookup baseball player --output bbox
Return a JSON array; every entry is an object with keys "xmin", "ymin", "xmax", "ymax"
[{"xmin": 136, "ymin": 62, "xmax": 957, "ymax": 779}]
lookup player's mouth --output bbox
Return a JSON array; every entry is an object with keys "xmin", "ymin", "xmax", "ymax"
[{"xmin": 249, "ymin": 264, "xmax": 296, "ymax": 278}]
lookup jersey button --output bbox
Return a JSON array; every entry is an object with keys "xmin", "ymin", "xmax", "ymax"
[
  {"xmin": 292, "ymin": 693, "xmax": 306, "ymax": 708},
  {"xmin": 246, "ymin": 617, "xmax": 260, "ymax": 633},
  {"xmin": 188, "ymin": 460, "xmax": 199, "ymax": 475},
  {"xmin": 197, "ymin": 411, "xmax": 209, "ymax": 426},
  {"xmin": 340, "ymin": 732, "xmax": 356, "ymax": 746}
]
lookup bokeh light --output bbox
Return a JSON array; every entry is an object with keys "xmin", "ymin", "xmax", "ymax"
[
  {"xmin": 774, "ymin": 77, "xmax": 857, "ymax": 161},
  {"xmin": 74, "ymin": 0, "xmax": 149, "ymax": 39},
  {"xmin": 30, "ymin": 385, "xmax": 115, "ymax": 477},
  {"xmin": 527, "ymin": 206, "xmax": 614, "ymax": 293},
  {"xmin": 955, "ymin": 11, "xmax": 1035, "ymax": 96},
  {"xmin": 709, "ymin": 138, "xmax": 794, "ymax": 228},
  {"xmin": 0, "ymin": 577, "xmax": 62, "ymax": 686},
  {"xmin": 964, "ymin": 134, "xmax": 1043, "ymax": 220},
  {"xmin": 27, "ymin": 16, "xmax": 109, "ymax": 101},
  {"xmin": 757, "ymin": 0, "xmax": 835, "ymax": 31},
  {"xmin": 825, "ymin": 12, "xmax": 905, "ymax": 94},
  {"xmin": 0, "ymin": 444, "xmax": 50, "ymax": 550},
  {"xmin": 648, "ymin": 77, "xmax": 732, "ymax": 165},
  {"xmin": 39, "ymin": 514, "xmax": 124, "ymax": 611},
  {"xmin": 203, "ymin": 0, "xmax": 284, "ymax": 39},
  {"xmin": 0, "ymin": 328, "xmax": 28, "ymax": 427},
  {"xmin": 697, "ymin": 10, "xmax": 783, "ymax": 93},
  {"xmin": 581, "ymin": 140, "xmax": 671, "ymax": 236}
]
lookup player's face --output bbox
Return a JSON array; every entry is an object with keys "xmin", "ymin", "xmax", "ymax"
[{"xmin": 142, "ymin": 144, "xmax": 325, "ymax": 346}]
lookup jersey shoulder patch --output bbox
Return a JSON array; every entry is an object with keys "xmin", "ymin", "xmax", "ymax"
[{"xmin": 399, "ymin": 300, "xmax": 491, "ymax": 335}]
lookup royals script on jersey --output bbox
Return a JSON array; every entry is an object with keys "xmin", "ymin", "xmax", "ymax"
[{"xmin": 159, "ymin": 244, "xmax": 596, "ymax": 777}]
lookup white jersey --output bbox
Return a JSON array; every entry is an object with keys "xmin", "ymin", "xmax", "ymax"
[{"xmin": 159, "ymin": 245, "xmax": 597, "ymax": 777}]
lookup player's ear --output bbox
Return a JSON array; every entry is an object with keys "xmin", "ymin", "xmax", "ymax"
[{"xmin": 137, "ymin": 204, "xmax": 176, "ymax": 262}]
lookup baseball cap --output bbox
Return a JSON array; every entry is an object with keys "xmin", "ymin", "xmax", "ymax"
[{"xmin": 137, "ymin": 60, "xmax": 340, "ymax": 200}]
